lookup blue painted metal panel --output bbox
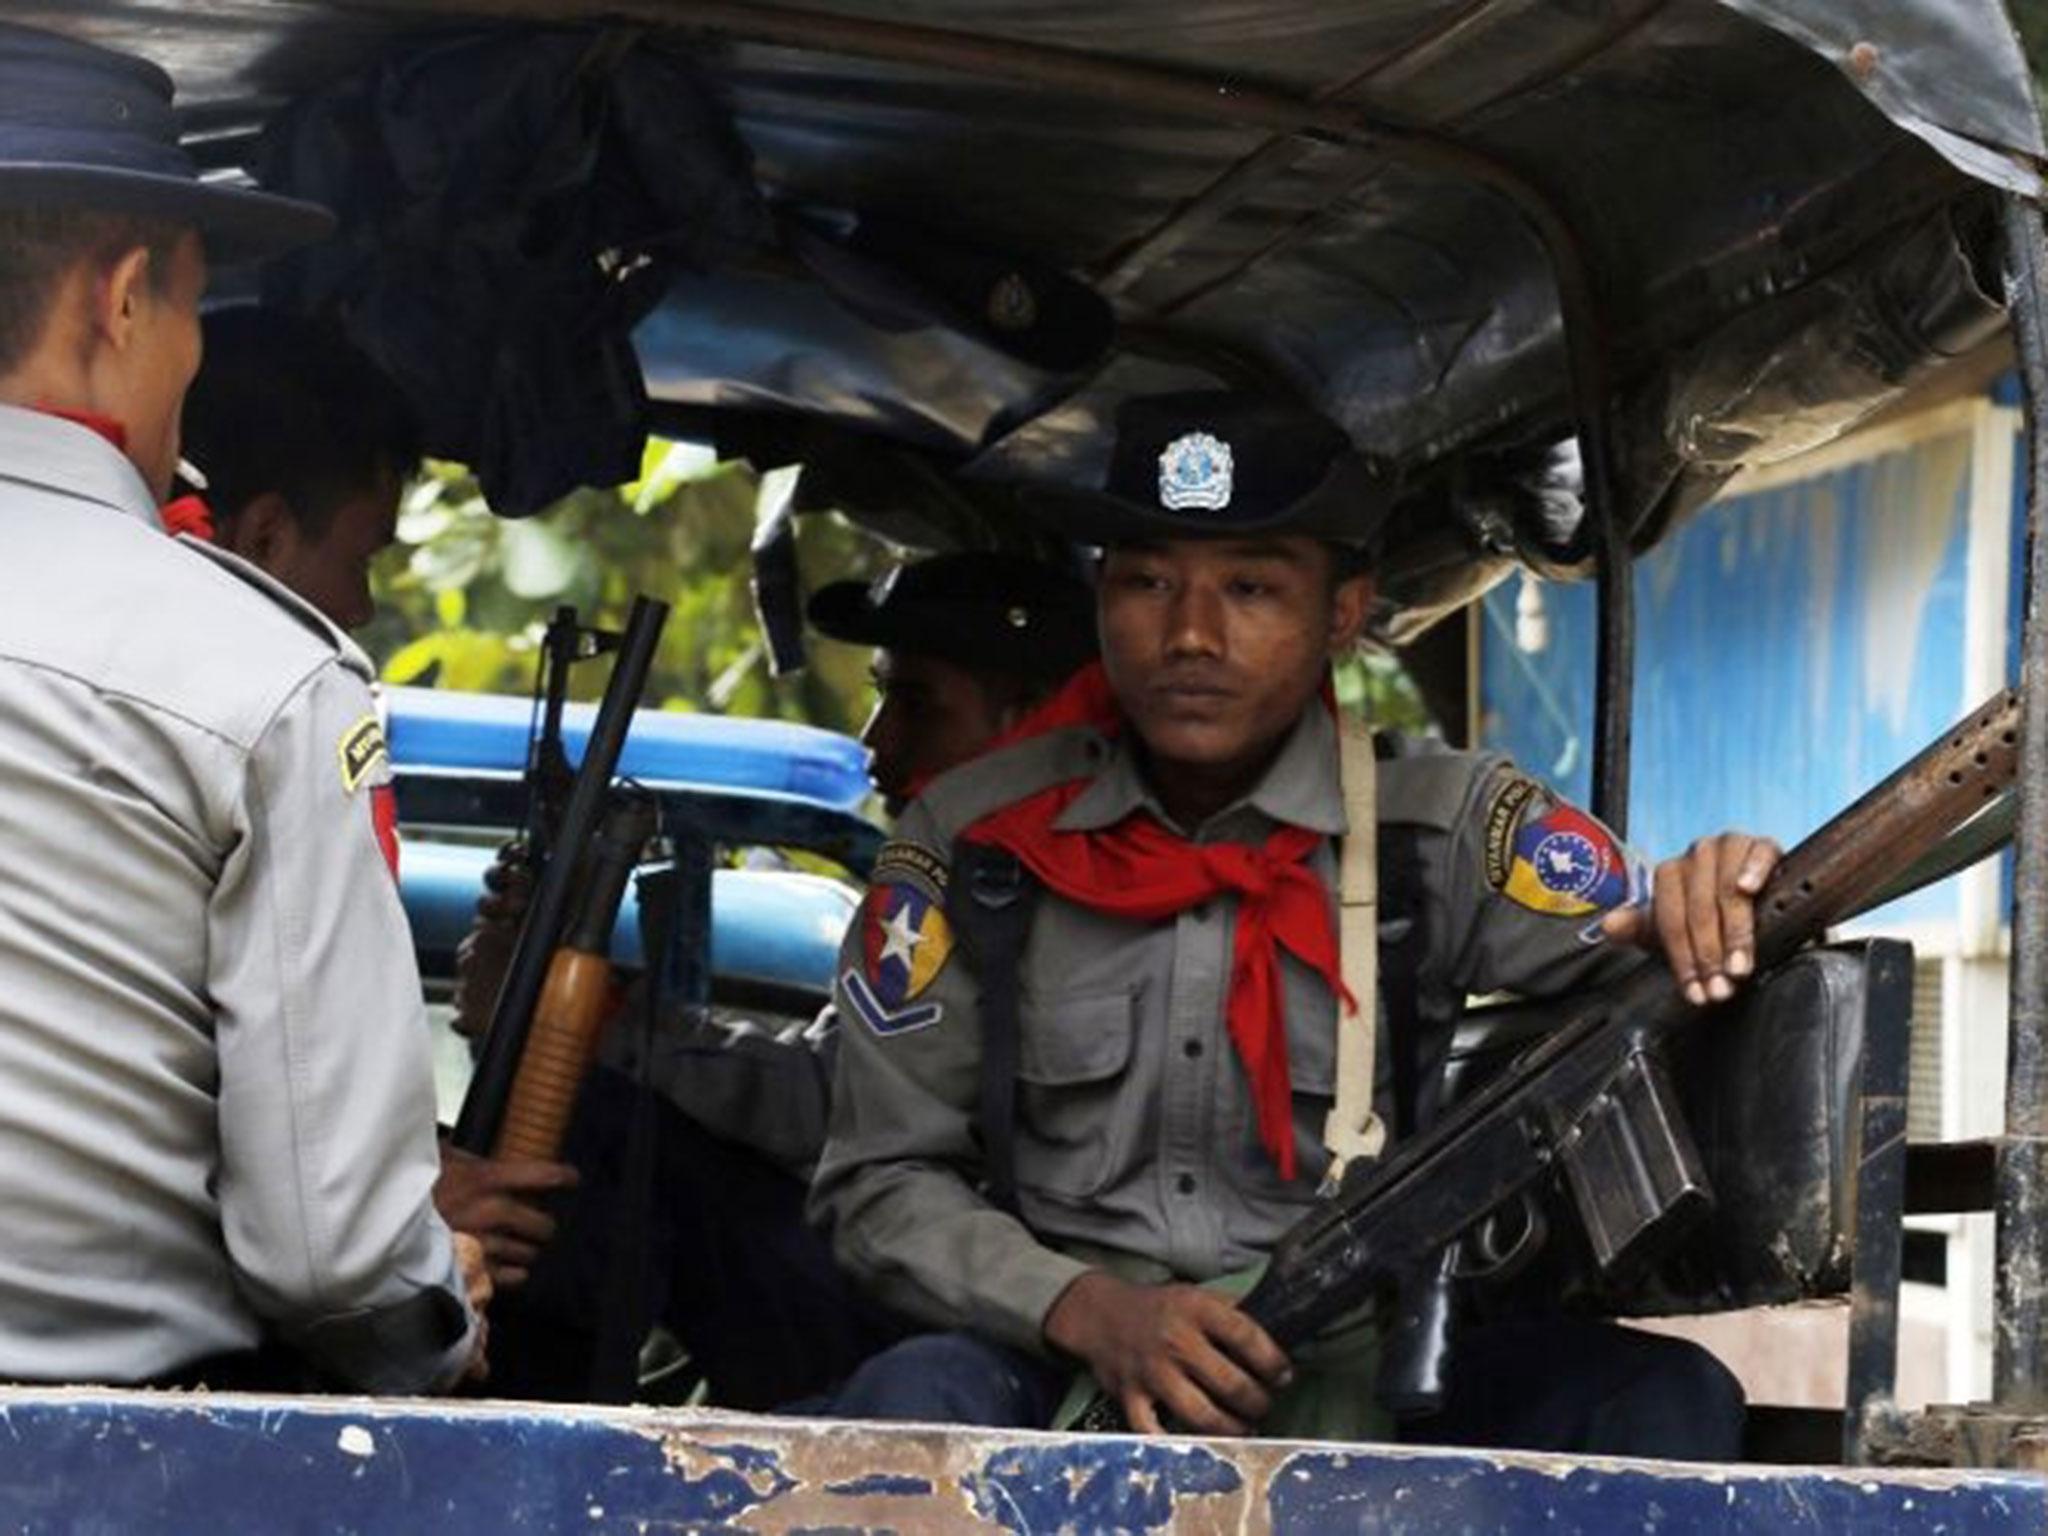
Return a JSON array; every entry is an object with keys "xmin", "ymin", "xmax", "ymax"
[
  {"xmin": 392, "ymin": 770, "xmax": 885, "ymax": 878},
  {"xmin": 387, "ymin": 685, "xmax": 873, "ymax": 812},
  {"xmin": 402, "ymin": 839, "xmax": 856, "ymax": 985},
  {"xmin": 1482, "ymin": 425, "xmax": 1979, "ymax": 928},
  {"xmin": 0, "ymin": 1392, "xmax": 2037, "ymax": 1534}
]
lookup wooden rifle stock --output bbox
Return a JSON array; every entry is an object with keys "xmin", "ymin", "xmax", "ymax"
[
  {"xmin": 452, "ymin": 596, "xmax": 669, "ymax": 1154},
  {"xmin": 493, "ymin": 796, "xmax": 656, "ymax": 1162}
]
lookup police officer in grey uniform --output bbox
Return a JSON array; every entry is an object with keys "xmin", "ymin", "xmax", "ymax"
[
  {"xmin": 810, "ymin": 551, "xmax": 1098, "ymax": 817},
  {"xmin": 810, "ymin": 393, "xmax": 1778, "ymax": 1453},
  {"xmin": 470, "ymin": 552, "xmax": 1096, "ymax": 1407},
  {"xmin": 0, "ymin": 23, "xmax": 485, "ymax": 1391}
]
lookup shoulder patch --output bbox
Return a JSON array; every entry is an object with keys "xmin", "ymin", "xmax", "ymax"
[
  {"xmin": 1501, "ymin": 799, "xmax": 1633, "ymax": 917},
  {"xmin": 871, "ymin": 838, "xmax": 949, "ymax": 905},
  {"xmin": 338, "ymin": 714, "xmax": 390, "ymax": 796},
  {"xmin": 1482, "ymin": 774, "xmax": 1542, "ymax": 889},
  {"xmin": 844, "ymin": 881, "xmax": 955, "ymax": 1038}
]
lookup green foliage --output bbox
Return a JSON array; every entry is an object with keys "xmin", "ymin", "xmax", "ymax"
[
  {"xmin": 363, "ymin": 443, "xmax": 889, "ymax": 738},
  {"xmin": 1336, "ymin": 648, "xmax": 1433, "ymax": 737}
]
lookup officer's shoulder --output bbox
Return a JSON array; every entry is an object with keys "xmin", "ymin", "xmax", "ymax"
[
  {"xmin": 178, "ymin": 541, "xmax": 367, "ymax": 680},
  {"xmin": 1374, "ymin": 734, "xmax": 1519, "ymax": 831},
  {"xmin": 14, "ymin": 511, "xmax": 360, "ymax": 750},
  {"xmin": 904, "ymin": 726, "xmax": 1105, "ymax": 850}
]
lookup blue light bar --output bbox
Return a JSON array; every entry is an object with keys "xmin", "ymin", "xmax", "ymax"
[
  {"xmin": 386, "ymin": 686, "xmax": 871, "ymax": 812},
  {"xmin": 402, "ymin": 840, "xmax": 856, "ymax": 990}
]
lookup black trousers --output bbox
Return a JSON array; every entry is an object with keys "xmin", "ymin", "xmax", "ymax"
[
  {"xmin": 1402, "ymin": 1315, "xmax": 1747, "ymax": 1461},
  {"xmin": 486, "ymin": 1067, "xmax": 907, "ymax": 1409}
]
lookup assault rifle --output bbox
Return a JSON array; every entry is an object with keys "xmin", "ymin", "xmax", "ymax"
[
  {"xmin": 1075, "ymin": 688, "xmax": 2022, "ymax": 1431},
  {"xmin": 451, "ymin": 595, "xmax": 670, "ymax": 1155}
]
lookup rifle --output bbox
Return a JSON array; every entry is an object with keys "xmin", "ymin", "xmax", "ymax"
[
  {"xmin": 1074, "ymin": 687, "xmax": 2021, "ymax": 1431},
  {"xmin": 451, "ymin": 595, "xmax": 670, "ymax": 1155},
  {"xmin": 523, "ymin": 604, "xmax": 584, "ymax": 874}
]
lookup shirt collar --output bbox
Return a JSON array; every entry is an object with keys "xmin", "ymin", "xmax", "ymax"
[
  {"xmin": 1053, "ymin": 703, "xmax": 1348, "ymax": 839},
  {"xmin": 0, "ymin": 403, "xmax": 161, "ymax": 531}
]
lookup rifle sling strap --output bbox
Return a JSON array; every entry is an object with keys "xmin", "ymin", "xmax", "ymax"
[
  {"xmin": 1322, "ymin": 709, "xmax": 1387, "ymax": 1189},
  {"xmin": 950, "ymin": 841, "xmax": 1041, "ymax": 1217}
]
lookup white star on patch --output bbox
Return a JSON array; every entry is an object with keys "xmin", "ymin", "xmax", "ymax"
[{"xmin": 879, "ymin": 903, "xmax": 926, "ymax": 968}]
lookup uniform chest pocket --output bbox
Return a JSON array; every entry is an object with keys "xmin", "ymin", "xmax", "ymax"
[{"xmin": 1014, "ymin": 987, "xmax": 1139, "ymax": 1202}]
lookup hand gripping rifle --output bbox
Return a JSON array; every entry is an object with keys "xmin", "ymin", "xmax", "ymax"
[
  {"xmin": 452, "ymin": 596, "xmax": 669, "ymax": 1157},
  {"xmin": 1074, "ymin": 688, "xmax": 2021, "ymax": 1432}
]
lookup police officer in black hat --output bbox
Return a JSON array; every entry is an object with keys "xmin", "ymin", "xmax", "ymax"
[
  {"xmin": 808, "ymin": 551, "xmax": 1097, "ymax": 817},
  {"xmin": 811, "ymin": 390, "xmax": 1775, "ymax": 1455}
]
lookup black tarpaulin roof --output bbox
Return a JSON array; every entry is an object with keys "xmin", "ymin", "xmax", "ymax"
[{"xmin": 17, "ymin": 0, "xmax": 2046, "ymax": 625}]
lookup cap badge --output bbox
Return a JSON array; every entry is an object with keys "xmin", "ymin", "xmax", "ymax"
[{"xmin": 1158, "ymin": 431, "xmax": 1233, "ymax": 512}]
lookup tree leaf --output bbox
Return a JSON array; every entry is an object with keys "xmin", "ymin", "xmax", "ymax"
[{"xmin": 498, "ymin": 517, "xmax": 586, "ymax": 599}]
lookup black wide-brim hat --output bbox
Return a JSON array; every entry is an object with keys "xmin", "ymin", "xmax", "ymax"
[
  {"xmin": 807, "ymin": 551, "xmax": 1097, "ymax": 686},
  {"xmin": 0, "ymin": 23, "xmax": 334, "ymax": 263},
  {"xmin": 1022, "ymin": 391, "xmax": 1398, "ymax": 548}
]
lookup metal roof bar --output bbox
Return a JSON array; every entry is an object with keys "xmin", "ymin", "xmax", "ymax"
[{"xmin": 1995, "ymin": 192, "xmax": 2048, "ymax": 1414}]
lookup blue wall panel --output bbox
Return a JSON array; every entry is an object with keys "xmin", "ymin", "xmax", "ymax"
[{"xmin": 1482, "ymin": 426, "xmax": 1978, "ymax": 927}]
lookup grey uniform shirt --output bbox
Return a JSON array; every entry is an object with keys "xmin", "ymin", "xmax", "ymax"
[
  {"xmin": 0, "ymin": 405, "xmax": 472, "ymax": 1390},
  {"xmin": 810, "ymin": 704, "xmax": 1643, "ymax": 1353}
]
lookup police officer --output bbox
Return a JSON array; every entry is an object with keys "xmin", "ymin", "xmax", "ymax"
[
  {"xmin": 809, "ymin": 392, "xmax": 1776, "ymax": 1453},
  {"xmin": 180, "ymin": 305, "xmax": 419, "ymax": 630},
  {"xmin": 459, "ymin": 553, "xmax": 1096, "ymax": 1406},
  {"xmin": 177, "ymin": 302, "xmax": 585, "ymax": 1289},
  {"xmin": 808, "ymin": 551, "xmax": 1098, "ymax": 816},
  {"xmin": 0, "ymin": 23, "xmax": 485, "ymax": 1391}
]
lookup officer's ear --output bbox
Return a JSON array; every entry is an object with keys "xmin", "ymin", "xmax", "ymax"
[
  {"xmin": 223, "ymin": 492, "xmax": 300, "ymax": 571},
  {"xmin": 93, "ymin": 246, "xmax": 155, "ymax": 353},
  {"xmin": 1326, "ymin": 569, "xmax": 1374, "ymax": 656}
]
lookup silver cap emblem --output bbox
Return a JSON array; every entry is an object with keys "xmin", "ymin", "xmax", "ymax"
[{"xmin": 1158, "ymin": 431, "xmax": 1233, "ymax": 511}]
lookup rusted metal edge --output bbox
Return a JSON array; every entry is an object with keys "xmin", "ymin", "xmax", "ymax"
[{"xmin": 0, "ymin": 1388, "xmax": 2040, "ymax": 1533}]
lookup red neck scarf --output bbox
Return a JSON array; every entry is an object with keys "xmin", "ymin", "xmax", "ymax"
[
  {"xmin": 964, "ymin": 661, "xmax": 1353, "ymax": 1180},
  {"xmin": 29, "ymin": 405, "xmax": 214, "ymax": 541}
]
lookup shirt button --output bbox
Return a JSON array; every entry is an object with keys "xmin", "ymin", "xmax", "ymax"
[
  {"xmin": 1176, "ymin": 1173, "xmax": 1197, "ymax": 1195},
  {"xmin": 1183, "ymin": 1039, "xmax": 1204, "ymax": 1059}
]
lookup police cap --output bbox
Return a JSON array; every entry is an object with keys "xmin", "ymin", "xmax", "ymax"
[
  {"xmin": 0, "ymin": 23, "xmax": 333, "ymax": 261},
  {"xmin": 807, "ymin": 552, "xmax": 1096, "ymax": 686},
  {"xmin": 1025, "ymin": 391, "xmax": 1395, "ymax": 548}
]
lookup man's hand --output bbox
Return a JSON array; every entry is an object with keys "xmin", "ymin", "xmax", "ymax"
[
  {"xmin": 434, "ymin": 1144, "xmax": 579, "ymax": 1288},
  {"xmin": 451, "ymin": 843, "xmax": 533, "ymax": 1039},
  {"xmin": 1602, "ymin": 832, "xmax": 1781, "ymax": 1006},
  {"xmin": 451, "ymin": 1231, "xmax": 494, "ymax": 1386},
  {"xmin": 1043, "ymin": 1270, "xmax": 1293, "ymax": 1437}
]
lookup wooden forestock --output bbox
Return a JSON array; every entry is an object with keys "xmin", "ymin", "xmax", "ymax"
[
  {"xmin": 491, "ymin": 795, "xmax": 655, "ymax": 1162},
  {"xmin": 494, "ymin": 951, "xmax": 617, "ymax": 1161}
]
